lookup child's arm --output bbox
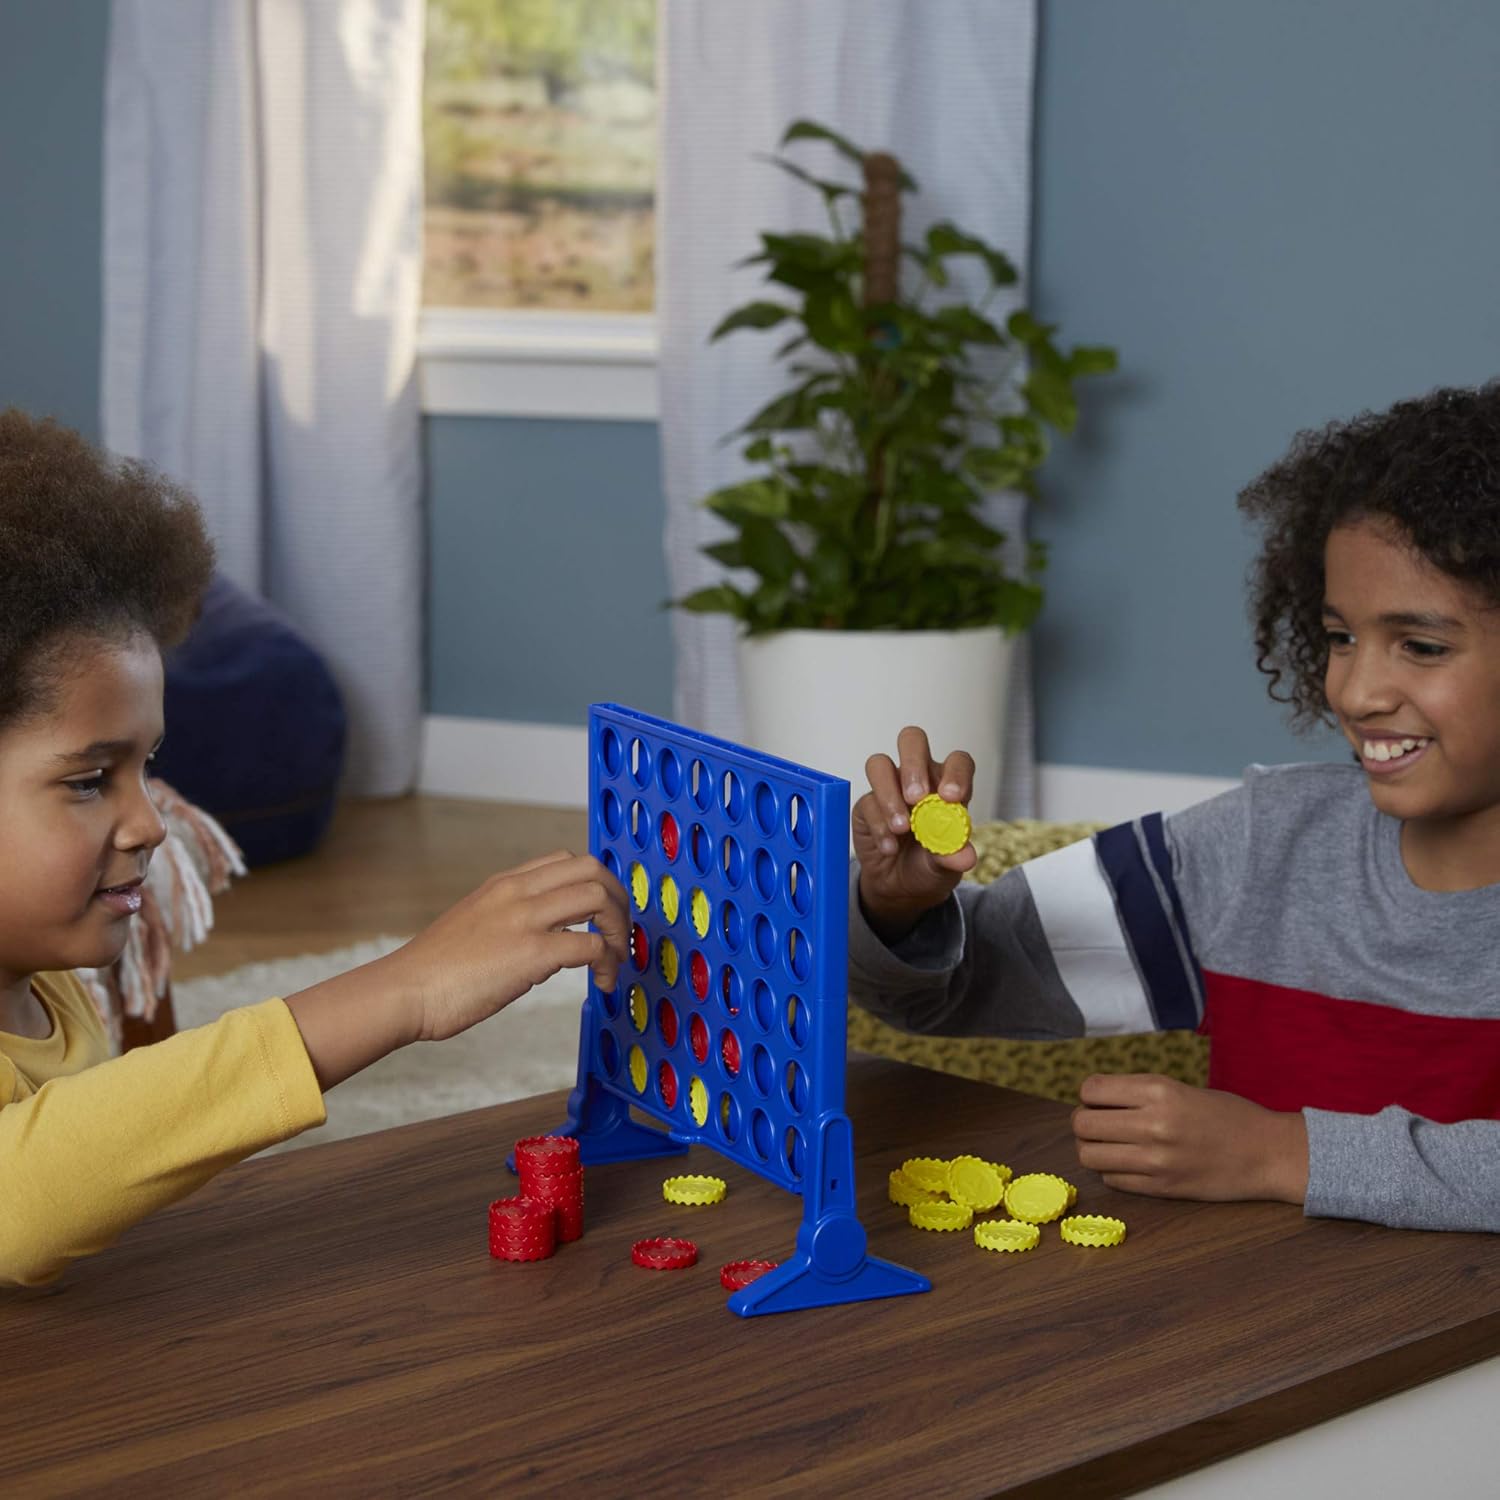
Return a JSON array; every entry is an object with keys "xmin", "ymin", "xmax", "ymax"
[{"xmin": 0, "ymin": 850, "xmax": 628, "ymax": 1287}]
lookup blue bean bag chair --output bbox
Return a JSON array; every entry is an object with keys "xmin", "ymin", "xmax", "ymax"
[{"xmin": 154, "ymin": 573, "xmax": 346, "ymax": 868}]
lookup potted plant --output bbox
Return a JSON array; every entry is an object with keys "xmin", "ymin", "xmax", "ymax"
[{"xmin": 673, "ymin": 120, "xmax": 1116, "ymax": 814}]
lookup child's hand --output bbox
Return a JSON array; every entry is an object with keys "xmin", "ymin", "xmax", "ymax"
[
  {"xmin": 853, "ymin": 724, "xmax": 977, "ymax": 944},
  {"xmin": 386, "ymin": 850, "xmax": 630, "ymax": 1044},
  {"xmin": 1071, "ymin": 1074, "xmax": 1309, "ymax": 1205}
]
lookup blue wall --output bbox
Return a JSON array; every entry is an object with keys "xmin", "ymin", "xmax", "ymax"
[{"xmin": 4, "ymin": 1, "xmax": 1498, "ymax": 775}]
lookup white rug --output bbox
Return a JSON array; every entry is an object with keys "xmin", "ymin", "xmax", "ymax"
[{"xmin": 172, "ymin": 937, "xmax": 587, "ymax": 1155}]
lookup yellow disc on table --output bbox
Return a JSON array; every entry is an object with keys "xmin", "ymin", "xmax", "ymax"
[
  {"xmin": 947, "ymin": 1155, "xmax": 1007, "ymax": 1212},
  {"xmin": 659, "ymin": 873, "xmax": 681, "ymax": 925},
  {"xmin": 1060, "ymin": 1214, "xmax": 1127, "ymax": 1248},
  {"xmin": 974, "ymin": 1219, "xmax": 1041, "ymax": 1253},
  {"xmin": 663, "ymin": 1174, "xmax": 726, "ymax": 1206},
  {"xmin": 889, "ymin": 1168, "xmax": 942, "ymax": 1208},
  {"xmin": 909, "ymin": 1199, "xmax": 973, "ymax": 1232},
  {"xmin": 1066, "ymin": 1180, "xmax": 1078, "ymax": 1207},
  {"xmin": 901, "ymin": 1156, "xmax": 951, "ymax": 1194},
  {"xmin": 909, "ymin": 793, "xmax": 972, "ymax": 856},
  {"xmin": 1004, "ymin": 1173, "xmax": 1073, "ymax": 1225},
  {"xmin": 629, "ymin": 861, "xmax": 649, "ymax": 910}
]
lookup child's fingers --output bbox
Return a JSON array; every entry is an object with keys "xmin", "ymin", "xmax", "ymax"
[
  {"xmin": 1077, "ymin": 1072, "xmax": 1164, "ymax": 1108},
  {"xmin": 894, "ymin": 725, "xmax": 937, "ymax": 803},
  {"xmin": 935, "ymin": 749, "xmax": 976, "ymax": 804},
  {"xmin": 931, "ymin": 843, "xmax": 978, "ymax": 875},
  {"xmin": 544, "ymin": 927, "xmax": 621, "ymax": 987},
  {"xmin": 502, "ymin": 849, "xmax": 576, "ymax": 879},
  {"xmin": 1072, "ymin": 1104, "xmax": 1156, "ymax": 1145},
  {"xmin": 862, "ymin": 751, "xmax": 910, "ymax": 833},
  {"xmin": 1074, "ymin": 1139, "xmax": 1153, "ymax": 1174}
]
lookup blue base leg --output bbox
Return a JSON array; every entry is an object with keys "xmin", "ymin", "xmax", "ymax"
[{"xmin": 727, "ymin": 1249, "xmax": 931, "ymax": 1317}]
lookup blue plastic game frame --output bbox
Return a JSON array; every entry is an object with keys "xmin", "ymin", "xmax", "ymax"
[{"xmin": 536, "ymin": 704, "xmax": 929, "ymax": 1317}]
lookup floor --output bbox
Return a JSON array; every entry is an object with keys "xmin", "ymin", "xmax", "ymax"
[{"xmin": 174, "ymin": 796, "xmax": 590, "ymax": 981}]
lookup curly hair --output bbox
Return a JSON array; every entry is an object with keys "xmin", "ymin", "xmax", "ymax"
[
  {"xmin": 1238, "ymin": 381, "xmax": 1500, "ymax": 730},
  {"xmin": 0, "ymin": 409, "xmax": 215, "ymax": 731}
]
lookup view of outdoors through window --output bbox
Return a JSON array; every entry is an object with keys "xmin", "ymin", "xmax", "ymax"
[{"xmin": 423, "ymin": 0, "xmax": 656, "ymax": 312}]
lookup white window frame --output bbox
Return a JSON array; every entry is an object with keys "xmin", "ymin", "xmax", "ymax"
[{"xmin": 417, "ymin": 308, "xmax": 660, "ymax": 422}]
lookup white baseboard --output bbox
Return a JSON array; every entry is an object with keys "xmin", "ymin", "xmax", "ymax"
[{"xmin": 420, "ymin": 714, "xmax": 1238, "ymax": 824}]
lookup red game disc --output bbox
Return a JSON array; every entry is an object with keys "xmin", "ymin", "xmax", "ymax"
[
  {"xmin": 488, "ymin": 1197, "xmax": 557, "ymax": 1261},
  {"xmin": 513, "ymin": 1135, "xmax": 581, "ymax": 1175},
  {"xmin": 631, "ymin": 1237, "xmax": 698, "ymax": 1270},
  {"xmin": 720, "ymin": 1259, "xmax": 777, "ymax": 1291}
]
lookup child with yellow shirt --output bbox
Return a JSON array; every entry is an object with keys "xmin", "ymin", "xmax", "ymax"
[{"xmin": 0, "ymin": 410, "xmax": 629, "ymax": 1286}]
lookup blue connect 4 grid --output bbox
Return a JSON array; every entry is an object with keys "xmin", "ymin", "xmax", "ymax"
[{"xmin": 542, "ymin": 703, "xmax": 929, "ymax": 1317}]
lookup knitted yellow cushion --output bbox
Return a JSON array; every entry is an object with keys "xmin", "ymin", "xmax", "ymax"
[{"xmin": 847, "ymin": 818, "xmax": 1210, "ymax": 1103}]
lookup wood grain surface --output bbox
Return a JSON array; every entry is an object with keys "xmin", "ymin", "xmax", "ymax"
[{"xmin": 7, "ymin": 1056, "xmax": 1500, "ymax": 1498}]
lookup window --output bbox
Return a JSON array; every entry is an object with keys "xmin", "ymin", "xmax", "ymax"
[{"xmin": 420, "ymin": 0, "xmax": 660, "ymax": 418}]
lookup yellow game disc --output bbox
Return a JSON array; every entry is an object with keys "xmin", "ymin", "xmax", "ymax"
[
  {"xmin": 688, "ymin": 1075, "xmax": 709, "ymax": 1127},
  {"xmin": 629, "ymin": 861, "xmax": 649, "ymax": 910},
  {"xmin": 909, "ymin": 793, "xmax": 972, "ymax": 856},
  {"xmin": 629, "ymin": 983, "xmax": 648, "ymax": 1033},
  {"xmin": 909, "ymin": 1200, "xmax": 973, "ymax": 1232},
  {"xmin": 974, "ymin": 1218, "xmax": 1041, "ymax": 1253},
  {"xmin": 902, "ymin": 1156, "xmax": 951, "ymax": 1194},
  {"xmin": 1004, "ymin": 1173, "xmax": 1072, "ymax": 1224},
  {"xmin": 889, "ymin": 1168, "xmax": 942, "ymax": 1208},
  {"xmin": 663, "ymin": 1174, "xmax": 726, "ymax": 1206},
  {"xmin": 947, "ymin": 1156, "xmax": 1007, "ymax": 1212},
  {"xmin": 1060, "ymin": 1214, "xmax": 1126, "ymax": 1247},
  {"xmin": 690, "ymin": 887, "xmax": 711, "ymax": 938},
  {"xmin": 659, "ymin": 874, "xmax": 681, "ymax": 925},
  {"xmin": 628, "ymin": 1044, "xmax": 647, "ymax": 1094}
]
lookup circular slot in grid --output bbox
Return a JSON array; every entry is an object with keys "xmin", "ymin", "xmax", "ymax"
[
  {"xmin": 628, "ymin": 983, "xmax": 648, "ymax": 1033},
  {"xmin": 719, "ymin": 1090, "xmax": 741, "ymax": 1143},
  {"xmin": 786, "ymin": 926, "xmax": 810, "ymax": 982},
  {"xmin": 786, "ymin": 995, "xmax": 809, "ymax": 1048},
  {"xmin": 752, "ymin": 845, "xmax": 777, "ymax": 902},
  {"xmin": 785, "ymin": 1126, "xmax": 806, "ymax": 1181},
  {"xmin": 689, "ymin": 757, "xmax": 712, "ymax": 810},
  {"xmin": 751, "ymin": 912, "xmax": 776, "ymax": 968},
  {"xmin": 630, "ymin": 924, "xmax": 648, "ymax": 972},
  {"xmin": 786, "ymin": 792, "xmax": 813, "ymax": 849},
  {"xmin": 601, "ymin": 788, "xmax": 623, "ymax": 839},
  {"xmin": 721, "ymin": 900, "xmax": 744, "ymax": 952},
  {"xmin": 599, "ymin": 1028, "xmax": 621, "ymax": 1079},
  {"xmin": 599, "ymin": 725, "xmax": 624, "ymax": 777},
  {"xmin": 719, "ymin": 964, "xmax": 743, "ymax": 1017},
  {"xmin": 721, "ymin": 768, "xmax": 746, "ymax": 823},
  {"xmin": 598, "ymin": 981, "xmax": 620, "ymax": 1020},
  {"xmin": 787, "ymin": 860, "xmax": 811, "ymax": 916},
  {"xmin": 750, "ymin": 1108, "xmax": 773, "ymax": 1162},
  {"xmin": 749, "ymin": 1042, "xmax": 773, "ymax": 1096},
  {"xmin": 628, "ymin": 1044, "xmax": 647, "ymax": 1093},
  {"xmin": 688, "ymin": 826, "xmax": 711, "ymax": 875},
  {"xmin": 659, "ymin": 810, "xmax": 680, "ymax": 862},
  {"xmin": 658, "ymin": 873, "xmax": 680, "ymax": 924},
  {"xmin": 720, "ymin": 835, "xmax": 745, "ymax": 887},
  {"xmin": 658, "ymin": 747, "xmax": 683, "ymax": 800},
  {"xmin": 720, "ymin": 1028, "xmax": 743, "ymax": 1079},
  {"xmin": 752, "ymin": 779, "xmax": 778, "ymax": 836},
  {"xmin": 689, "ymin": 1011, "xmax": 710, "ymax": 1063},
  {"xmin": 750, "ymin": 978, "xmax": 776, "ymax": 1032},
  {"xmin": 656, "ymin": 997, "xmax": 679, "ymax": 1049},
  {"xmin": 658, "ymin": 1059, "xmax": 678, "ymax": 1110},
  {"xmin": 602, "ymin": 847, "xmax": 622, "ymax": 885},
  {"xmin": 689, "ymin": 1074, "xmax": 709, "ymax": 1126},
  {"xmin": 657, "ymin": 936, "xmax": 679, "ymax": 987},
  {"xmin": 689, "ymin": 949, "xmax": 710, "ymax": 1000},
  {"xmin": 785, "ymin": 1059, "xmax": 808, "ymax": 1114},
  {"xmin": 628, "ymin": 799, "xmax": 648, "ymax": 849},
  {"xmin": 629, "ymin": 735, "xmax": 651, "ymax": 788},
  {"xmin": 629, "ymin": 861, "xmax": 649, "ymax": 911}
]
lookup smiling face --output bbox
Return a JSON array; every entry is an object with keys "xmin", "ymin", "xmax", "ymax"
[
  {"xmin": 1323, "ymin": 517, "xmax": 1500, "ymax": 832},
  {"xmin": 0, "ymin": 631, "xmax": 167, "ymax": 995}
]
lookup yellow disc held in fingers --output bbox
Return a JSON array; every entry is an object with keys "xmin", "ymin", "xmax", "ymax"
[{"xmin": 910, "ymin": 794, "xmax": 972, "ymax": 856}]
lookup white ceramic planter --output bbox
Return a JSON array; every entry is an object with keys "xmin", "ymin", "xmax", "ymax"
[{"xmin": 738, "ymin": 626, "xmax": 1015, "ymax": 821}]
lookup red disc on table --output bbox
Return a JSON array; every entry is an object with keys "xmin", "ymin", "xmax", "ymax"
[
  {"xmin": 513, "ymin": 1135, "xmax": 581, "ymax": 1175},
  {"xmin": 632, "ymin": 1237, "xmax": 698, "ymax": 1270},
  {"xmin": 659, "ymin": 811, "xmax": 680, "ymax": 861},
  {"xmin": 720, "ymin": 1259, "xmax": 777, "ymax": 1291},
  {"xmin": 488, "ymin": 1196, "xmax": 557, "ymax": 1261},
  {"xmin": 631, "ymin": 923, "xmax": 649, "ymax": 971}
]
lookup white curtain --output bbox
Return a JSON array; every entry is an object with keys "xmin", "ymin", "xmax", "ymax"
[
  {"xmin": 657, "ymin": 0, "xmax": 1039, "ymax": 817},
  {"xmin": 102, "ymin": 0, "xmax": 425, "ymax": 797}
]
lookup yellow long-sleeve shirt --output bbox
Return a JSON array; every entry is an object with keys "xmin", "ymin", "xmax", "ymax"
[{"xmin": 0, "ymin": 972, "xmax": 326, "ymax": 1286}]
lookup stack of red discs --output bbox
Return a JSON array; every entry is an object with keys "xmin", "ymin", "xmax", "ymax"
[
  {"xmin": 514, "ymin": 1134, "xmax": 584, "ymax": 1242},
  {"xmin": 488, "ymin": 1195, "xmax": 556, "ymax": 1262}
]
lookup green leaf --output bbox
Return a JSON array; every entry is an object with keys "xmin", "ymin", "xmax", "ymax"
[
  {"xmin": 930, "ymin": 305, "xmax": 1004, "ymax": 346},
  {"xmin": 758, "ymin": 153, "xmax": 854, "ymax": 206},
  {"xmin": 739, "ymin": 516, "xmax": 800, "ymax": 584},
  {"xmin": 709, "ymin": 301, "xmax": 796, "ymax": 340},
  {"xmin": 780, "ymin": 118, "xmax": 867, "ymax": 167},
  {"xmin": 673, "ymin": 584, "xmax": 749, "ymax": 618},
  {"xmin": 703, "ymin": 477, "xmax": 791, "ymax": 523},
  {"xmin": 1066, "ymin": 344, "xmax": 1119, "ymax": 378},
  {"xmin": 702, "ymin": 539, "xmax": 746, "ymax": 568},
  {"xmin": 1006, "ymin": 309, "xmax": 1057, "ymax": 346},
  {"xmin": 1023, "ymin": 367, "xmax": 1079, "ymax": 433}
]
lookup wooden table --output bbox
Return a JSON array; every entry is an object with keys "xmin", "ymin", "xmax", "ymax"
[{"xmin": 8, "ymin": 1056, "xmax": 1500, "ymax": 1497}]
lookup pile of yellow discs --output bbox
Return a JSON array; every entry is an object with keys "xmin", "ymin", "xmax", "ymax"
[{"xmin": 889, "ymin": 1155, "xmax": 1126, "ymax": 1253}]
